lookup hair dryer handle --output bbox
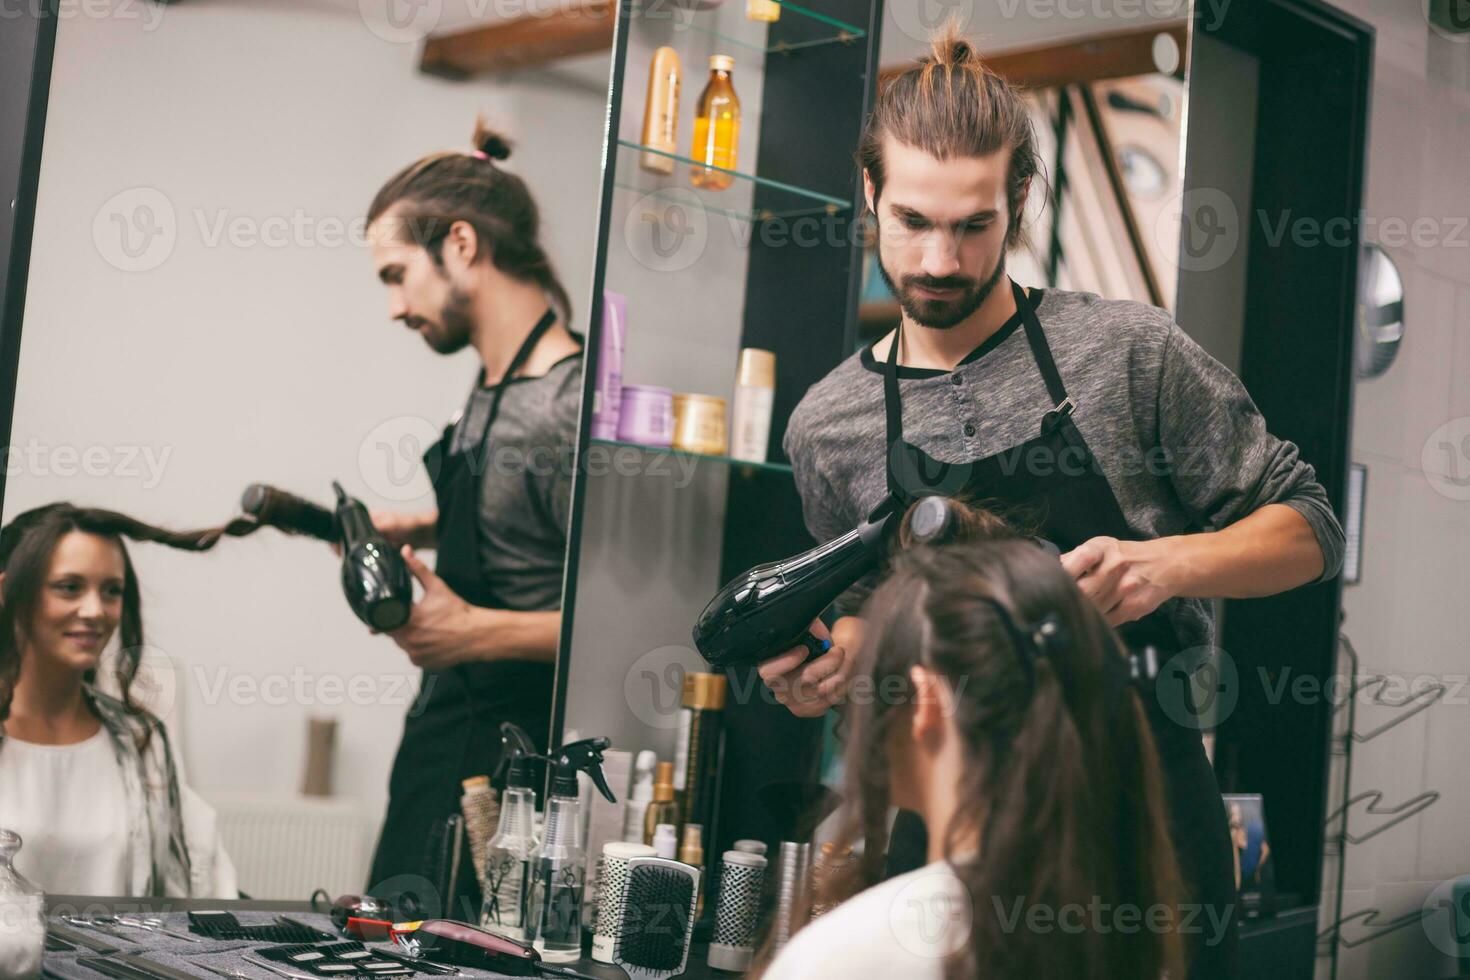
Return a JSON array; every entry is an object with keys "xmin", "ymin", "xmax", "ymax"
[{"xmin": 799, "ymin": 632, "xmax": 833, "ymax": 665}]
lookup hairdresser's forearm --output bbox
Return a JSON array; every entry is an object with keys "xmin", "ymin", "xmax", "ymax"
[
  {"xmin": 1149, "ymin": 504, "xmax": 1326, "ymax": 599},
  {"xmin": 463, "ymin": 608, "xmax": 561, "ymax": 664}
]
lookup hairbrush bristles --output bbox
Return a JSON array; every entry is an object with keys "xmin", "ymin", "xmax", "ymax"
[{"xmin": 614, "ymin": 858, "xmax": 699, "ymax": 980}]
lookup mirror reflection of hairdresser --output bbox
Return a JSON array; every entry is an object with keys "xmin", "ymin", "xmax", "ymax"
[
  {"xmin": 0, "ymin": 505, "xmax": 237, "ymax": 897},
  {"xmin": 765, "ymin": 28, "xmax": 1344, "ymax": 980},
  {"xmin": 361, "ymin": 124, "xmax": 583, "ymax": 917}
]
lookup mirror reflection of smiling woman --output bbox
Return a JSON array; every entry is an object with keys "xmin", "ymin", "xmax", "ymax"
[{"xmin": 0, "ymin": 504, "xmax": 236, "ymax": 897}]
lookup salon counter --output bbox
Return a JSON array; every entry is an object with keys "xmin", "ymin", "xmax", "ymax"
[{"xmin": 41, "ymin": 899, "xmax": 728, "ymax": 980}]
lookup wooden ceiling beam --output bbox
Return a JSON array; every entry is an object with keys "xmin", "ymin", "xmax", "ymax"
[
  {"xmin": 879, "ymin": 22, "xmax": 1189, "ymax": 90},
  {"xmin": 419, "ymin": 0, "xmax": 614, "ymax": 79}
]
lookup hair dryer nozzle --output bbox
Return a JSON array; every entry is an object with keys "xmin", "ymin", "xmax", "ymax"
[{"xmin": 333, "ymin": 484, "xmax": 414, "ymax": 632}]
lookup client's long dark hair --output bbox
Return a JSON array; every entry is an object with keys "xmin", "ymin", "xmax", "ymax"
[
  {"xmin": 814, "ymin": 539, "xmax": 1186, "ymax": 980},
  {"xmin": 0, "ymin": 503, "xmax": 243, "ymax": 738}
]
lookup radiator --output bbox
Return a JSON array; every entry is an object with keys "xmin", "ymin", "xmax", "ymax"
[{"xmin": 209, "ymin": 793, "xmax": 377, "ymax": 901}]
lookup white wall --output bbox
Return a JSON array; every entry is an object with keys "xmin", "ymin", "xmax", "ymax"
[
  {"xmin": 8, "ymin": 0, "xmax": 609, "ymax": 891},
  {"xmin": 1313, "ymin": 1, "xmax": 1470, "ymax": 977}
]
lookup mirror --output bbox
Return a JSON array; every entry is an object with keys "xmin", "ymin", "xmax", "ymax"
[
  {"xmin": 0, "ymin": 1, "xmax": 609, "ymax": 906},
  {"xmin": 1355, "ymin": 243, "xmax": 1405, "ymax": 379}
]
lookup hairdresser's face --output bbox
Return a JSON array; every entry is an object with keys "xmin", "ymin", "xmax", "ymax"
[
  {"xmin": 369, "ymin": 209, "xmax": 478, "ymax": 355},
  {"xmin": 866, "ymin": 138, "xmax": 1016, "ymax": 330},
  {"xmin": 23, "ymin": 532, "xmax": 125, "ymax": 673}
]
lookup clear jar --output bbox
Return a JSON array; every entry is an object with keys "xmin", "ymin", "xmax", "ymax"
[{"xmin": 0, "ymin": 829, "xmax": 45, "ymax": 980}]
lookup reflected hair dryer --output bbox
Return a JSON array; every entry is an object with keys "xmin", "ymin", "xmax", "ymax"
[{"xmin": 241, "ymin": 482, "xmax": 414, "ymax": 632}]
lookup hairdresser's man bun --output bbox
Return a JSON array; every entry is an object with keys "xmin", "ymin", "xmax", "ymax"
[
  {"xmin": 472, "ymin": 119, "xmax": 513, "ymax": 161},
  {"xmin": 922, "ymin": 18, "xmax": 981, "ymax": 68}
]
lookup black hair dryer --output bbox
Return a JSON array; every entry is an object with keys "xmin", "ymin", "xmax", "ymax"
[
  {"xmin": 692, "ymin": 496, "xmax": 990, "ymax": 671},
  {"xmin": 692, "ymin": 511, "xmax": 896, "ymax": 671},
  {"xmin": 241, "ymin": 481, "xmax": 413, "ymax": 632}
]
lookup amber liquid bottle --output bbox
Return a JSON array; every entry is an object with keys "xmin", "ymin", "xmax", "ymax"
[{"xmin": 690, "ymin": 55, "xmax": 740, "ymax": 192}]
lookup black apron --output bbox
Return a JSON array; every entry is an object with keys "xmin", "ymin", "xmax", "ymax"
[
  {"xmin": 368, "ymin": 310, "xmax": 562, "ymax": 921},
  {"xmin": 878, "ymin": 282, "xmax": 1238, "ymax": 980}
]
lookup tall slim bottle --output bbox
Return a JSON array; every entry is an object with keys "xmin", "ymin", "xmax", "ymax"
[
  {"xmin": 640, "ymin": 47, "xmax": 680, "ymax": 175},
  {"xmin": 746, "ymin": 0, "xmax": 781, "ymax": 21},
  {"xmin": 690, "ymin": 56, "xmax": 740, "ymax": 191}
]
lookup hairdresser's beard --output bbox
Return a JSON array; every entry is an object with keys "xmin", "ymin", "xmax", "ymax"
[
  {"xmin": 877, "ymin": 242, "xmax": 1008, "ymax": 331},
  {"xmin": 420, "ymin": 286, "xmax": 476, "ymax": 355}
]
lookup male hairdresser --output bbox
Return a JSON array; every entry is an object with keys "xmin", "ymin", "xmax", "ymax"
[
  {"xmin": 762, "ymin": 30, "xmax": 1344, "ymax": 980},
  {"xmin": 360, "ymin": 126, "xmax": 582, "ymax": 917}
]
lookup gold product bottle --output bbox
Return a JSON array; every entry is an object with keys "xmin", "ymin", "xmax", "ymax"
[
  {"xmin": 679, "ymin": 824, "xmax": 706, "ymax": 916},
  {"xmin": 642, "ymin": 761, "xmax": 682, "ymax": 845},
  {"xmin": 639, "ymin": 46, "xmax": 680, "ymax": 175},
  {"xmin": 690, "ymin": 55, "xmax": 740, "ymax": 191},
  {"xmin": 746, "ymin": 0, "xmax": 781, "ymax": 21}
]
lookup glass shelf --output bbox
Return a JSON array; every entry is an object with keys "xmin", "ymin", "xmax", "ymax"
[
  {"xmin": 615, "ymin": 138, "xmax": 850, "ymax": 221},
  {"xmin": 588, "ymin": 437, "xmax": 794, "ymax": 476},
  {"xmin": 628, "ymin": 0, "xmax": 865, "ymax": 57}
]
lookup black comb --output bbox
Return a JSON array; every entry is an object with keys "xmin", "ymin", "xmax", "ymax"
[{"xmin": 614, "ymin": 857, "xmax": 699, "ymax": 980}]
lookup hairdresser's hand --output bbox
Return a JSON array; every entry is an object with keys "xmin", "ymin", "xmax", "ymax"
[
  {"xmin": 757, "ymin": 617, "xmax": 863, "ymax": 718},
  {"xmin": 1061, "ymin": 536, "xmax": 1173, "ymax": 627},
  {"xmin": 386, "ymin": 546, "xmax": 477, "ymax": 670},
  {"xmin": 371, "ymin": 509, "xmax": 437, "ymax": 549}
]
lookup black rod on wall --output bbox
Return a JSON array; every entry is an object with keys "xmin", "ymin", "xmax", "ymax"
[{"xmin": 0, "ymin": 0, "xmax": 59, "ymax": 518}]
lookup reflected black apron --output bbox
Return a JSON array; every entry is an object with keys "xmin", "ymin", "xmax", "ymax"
[
  {"xmin": 878, "ymin": 282, "xmax": 1238, "ymax": 980},
  {"xmin": 368, "ymin": 310, "xmax": 562, "ymax": 921}
]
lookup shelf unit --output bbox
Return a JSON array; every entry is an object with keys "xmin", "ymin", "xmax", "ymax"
[{"xmin": 554, "ymin": 0, "xmax": 883, "ymax": 861}]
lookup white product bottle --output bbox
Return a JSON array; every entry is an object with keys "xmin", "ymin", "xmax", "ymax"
[
  {"xmin": 652, "ymin": 823, "xmax": 679, "ymax": 860},
  {"xmin": 622, "ymin": 750, "xmax": 657, "ymax": 843},
  {"xmin": 730, "ymin": 348, "xmax": 776, "ymax": 463}
]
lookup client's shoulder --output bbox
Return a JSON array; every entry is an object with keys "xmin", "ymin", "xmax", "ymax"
[{"xmin": 763, "ymin": 861, "xmax": 967, "ymax": 980}]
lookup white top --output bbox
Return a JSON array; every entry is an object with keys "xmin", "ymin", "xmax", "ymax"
[
  {"xmin": 763, "ymin": 860, "xmax": 973, "ymax": 980},
  {"xmin": 0, "ymin": 728, "xmax": 131, "ymax": 895}
]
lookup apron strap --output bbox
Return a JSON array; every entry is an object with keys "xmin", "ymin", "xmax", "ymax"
[
  {"xmin": 473, "ymin": 307, "xmax": 560, "ymax": 449},
  {"xmin": 1011, "ymin": 280, "xmax": 1076, "ymax": 434},
  {"xmin": 882, "ymin": 315, "xmax": 905, "ymax": 490}
]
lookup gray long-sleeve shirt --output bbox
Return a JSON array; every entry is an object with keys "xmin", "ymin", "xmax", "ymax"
[
  {"xmin": 783, "ymin": 286, "xmax": 1345, "ymax": 653},
  {"xmin": 447, "ymin": 352, "xmax": 582, "ymax": 612}
]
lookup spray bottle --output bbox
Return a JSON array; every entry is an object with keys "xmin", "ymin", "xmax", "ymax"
[
  {"xmin": 480, "ymin": 723, "xmax": 540, "ymax": 939},
  {"xmin": 526, "ymin": 737, "xmax": 617, "ymax": 963}
]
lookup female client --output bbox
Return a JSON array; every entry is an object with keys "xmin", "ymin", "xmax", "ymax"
[
  {"xmin": 0, "ymin": 503, "xmax": 236, "ymax": 897},
  {"xmin": 762, "ymin": 537, "xmax": 1188, "ymax": 980}
]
